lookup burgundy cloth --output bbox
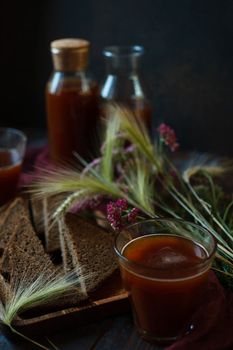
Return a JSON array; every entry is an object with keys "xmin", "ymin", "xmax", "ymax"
[
  {"xmin": 19, "ymin": 146, "xmax": 53, "ymax": 187},
  {"xmin": 20, "ymin": 147, "xmax": 233, "ymax": 350},
  {"xmin": 166, "ymin": 272, "xmax": 233, "ymax": 350}
]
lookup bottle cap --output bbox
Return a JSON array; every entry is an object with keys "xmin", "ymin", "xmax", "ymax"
[{"xmin": 51, "ymin": 38, "xmax": 90, "ymax": 71}]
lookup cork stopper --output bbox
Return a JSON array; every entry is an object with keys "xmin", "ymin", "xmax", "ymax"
[{"xmin": 51, "ymin": 38, "xmax": 90, "ymax": 72}]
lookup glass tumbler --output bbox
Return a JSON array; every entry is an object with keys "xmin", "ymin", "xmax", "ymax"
[
  {"xmin": 115, "ymin": 219, "xmax": 216, "ymax": 344},
  {"xmin": 0, "ymin": 128, "xmax": 27, "ymax": 206}
]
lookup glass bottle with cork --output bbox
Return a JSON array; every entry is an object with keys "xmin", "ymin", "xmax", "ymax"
[
  {"xmin": 101, "ymin": 46, "xmax": 152, "ymax": 130},
  {"xmin": 46, "ymin": 38, "xmax": 100, "ymax": 162}
]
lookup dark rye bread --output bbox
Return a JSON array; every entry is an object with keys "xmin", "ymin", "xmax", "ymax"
[
  {"xmin": 0, "ymin": 274, "xmax": 11, "ymax": 305},
  {"xmin": 7, "ymin": 245, "xmax": 85, "ymax": 309},
  {"xmin": 59, "ymin": 219, "xmax": 75, "ymax": 273},
  {"xmin": 30, "ymin": 196, "xmax": 44, "ymax": 233},
  {"xmin": 31, "ymin": 195, "xmax": 66, "ymax": 253},
  {"xmin": 61, "ymin": 214, "xmax": 118, "ymax": 295},
  {"xmin": 0, "ymin": 198, "xmax": 87, "ymax": 310},
  {"xmin": 1, "ymin": 216, "xmax": 55, "ymax": 274},
  {"xmin": 0, "ymin": 203, "xmax": 10, "ymax": 226},
  {"xmin": 58, "ymin": 218, "xmax": 88, "ymax": 299},
  {"xmin": 1, "ymin": 221, "xmax": 86, "ymax": 309},
  {"xmin": 8, "ymin": 244, "xmax": 55, "ymax": 285},
  {"xmin": 0, "ymin": 197, "xmax": 29, "ymax": 250}
]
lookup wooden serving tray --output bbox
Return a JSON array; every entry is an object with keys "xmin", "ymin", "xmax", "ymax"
[
  {"xmin": 0, "ymin": 196, "xmax": 130, "ymax": 336},
  {"xmin": 11, "ymin": 271, "xmax": 130, "ymax": 336}
]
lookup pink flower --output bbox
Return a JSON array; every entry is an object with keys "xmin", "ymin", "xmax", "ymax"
[
  {"xmin": 127, "ymin": 208, "xmax": 140, "ymax": 223},
  {"xmin": 107, "ymin": 201, "xmax": 123, "ymax": 231},
  {"xmin": 157, "ymin": 123, "xmax": 179, "ymax": 152},
  {"xmin": 116, "ymin": 198, "xmax": 128, "ymax": 211},
  {"xmin": 106, "ymin": 199, "xmax": 141, "ymax": 231}
]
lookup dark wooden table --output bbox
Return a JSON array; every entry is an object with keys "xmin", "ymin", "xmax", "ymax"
[{"xmin": 0, "ymin": 313, "xmax": 163, "ymax": 350}]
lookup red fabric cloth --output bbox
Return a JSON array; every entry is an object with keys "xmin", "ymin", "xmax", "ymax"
[
  {"xmin": 20, "ymin": 147, "xmax": 233, "ymax": 350},
  {"xmin": 167, "ymin": 272, "xmax": 233, "ymax": 350},
  {"xmin": 19, "ymin": 146, "xmax": 53, "ymax": 187}
]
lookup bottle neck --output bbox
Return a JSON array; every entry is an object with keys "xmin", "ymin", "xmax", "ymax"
[
  {"xmin": 103, "ymin": 46, "xmax": 144, "ymax": 76},
  {"xmin": 52, "ymin": 70, "xmax": 86, "ymax": 76},
  {"xmin": 51, "ymin": 48, "xmax": 89, "ymax": 72},
  {"xmin": 48, "ymin": 70, "xmax": 90, "ymax": 94},
  {"xmin": 105, "ymin": 55, "xmax": 141, "ymax": 76}
]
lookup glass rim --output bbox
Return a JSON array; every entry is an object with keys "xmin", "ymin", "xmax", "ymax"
[
  {"xmin": 0, "ymin": 127, "xmax": 27, "ymax": 143},
  {"xmin": 114, "ymin": 218, "xmax": 217, "ymax": 277},
  {"xmin": 103, "ymin": 45, "xmax": 144, "ymax": 58}
]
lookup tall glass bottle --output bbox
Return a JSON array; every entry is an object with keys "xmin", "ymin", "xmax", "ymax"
[
  {"xmin": 101, "ymin": 46, "xmax": 152, "ymax": 129},
  {"xmin": 46, "ymin": 38, "xmax": 100, "ymax": 162}
]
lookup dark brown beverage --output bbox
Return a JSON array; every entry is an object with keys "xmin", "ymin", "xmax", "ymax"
[
  {"xmin": 46, "ymin": 38, "xmax": 100, "ymax": 162},
  {"xmin": 121, "ymin": 234, "xmax": 210, "ymax": 342},
  {"xmin": 46, "ymin": 80, "xmax": 99, "ymax": 161},
  {"xmin": 0, "ymin": 149, "xmax": 22, "ymax": 205}
]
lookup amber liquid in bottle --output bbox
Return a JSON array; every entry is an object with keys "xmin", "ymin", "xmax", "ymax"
[
  {"xmin": 46, "ymin": 38, "xmax": 100, "ymax": 162},
  {"xmin": 46, "ymin": 76, "xmax": 99, "ymax": 161},
  {"xmin": 130, "ymin": 98, "xmax": 152, "ymax": 130}
]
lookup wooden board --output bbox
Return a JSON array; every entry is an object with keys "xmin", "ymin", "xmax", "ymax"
[{"xmin": 10, "ymin": 271, "xmax": 130, "ymax": 336}]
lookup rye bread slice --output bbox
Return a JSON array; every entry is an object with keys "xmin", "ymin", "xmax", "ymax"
[
  {"xmin": 58, "ymin": 218, "xmax": 88, "ymax": 299},
  {"xmin": 59, "ymin": 219, "xmax": 75, "ymax": 273},
  {"xmin": 0, "ymin": 274, "xmax": 12, "ymax": 305},
  {"xmin": 31, "ymin": 195, "xmax": 66, "ymax": 253},
  {"xmin": 0, "ymin": 197, "xmax": 29, "ymax": 250},
  {"xmin": 8, "ymin": 244, "xmax": 56, "ymax": 285},
  {"xmin": 0, "ymin": 202, "xmax": 10, "ymax": 226},
  {"xmin": 30, "ymin": 196, "xmax": 44, "ymax": 233},
  {"xmin": 1, "ymin": 216, "xmax": 55, "ymax": 274},
  {"xmin": 7, "ymin": 245, "xmax": 86, "ymax": 310},
  {"xmin": 61, "ymin": 214, "xmax": 118, "ymax": 295}
]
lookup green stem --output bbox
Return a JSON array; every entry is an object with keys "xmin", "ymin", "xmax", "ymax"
[
  {"xmin": 8, "ymin": 324, "xmax": 51, "ymax": 350},
  {"xmin": 46, "ymin": 338, "xmax": 60, "ymax": 350},
  {"xmin": 168, "ymin": 185, "xmax": 233, "ymax": 257},
  {"xmin": 216, "ymin": 253, "xmax": 233, "ymax": 268},
  {"xmin": 186, "ymin": 180, "xmax": 233, "ymax": 245},
  {"xmin": 223, "ymin": 200, "xmax": 233, "ymax": 222},
  {"xmin": 212, "ymin": 267, "xmax": 233, "ymax": 278}
]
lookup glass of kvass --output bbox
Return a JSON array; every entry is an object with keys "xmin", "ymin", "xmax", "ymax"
[
  {"xmin": 0, "ymin": 128, "xmax": 26, "ymax": 206},
  {"xmin": 115, "ymin": 219, "xmax": 216, "ymax": 345}
]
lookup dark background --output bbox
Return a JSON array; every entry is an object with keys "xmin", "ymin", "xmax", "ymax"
[{"xmin": 1, "ymin": 0, "xmax": 233, "ymax": 155}]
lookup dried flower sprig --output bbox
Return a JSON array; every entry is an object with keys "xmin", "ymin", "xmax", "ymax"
[
  {"xmin": 107, "ymin": 199, "xmax": 141, "ymax": 231},
  {"xmin": 157, "ymin": 123, "xmax": 179, "ymax": 152}
]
